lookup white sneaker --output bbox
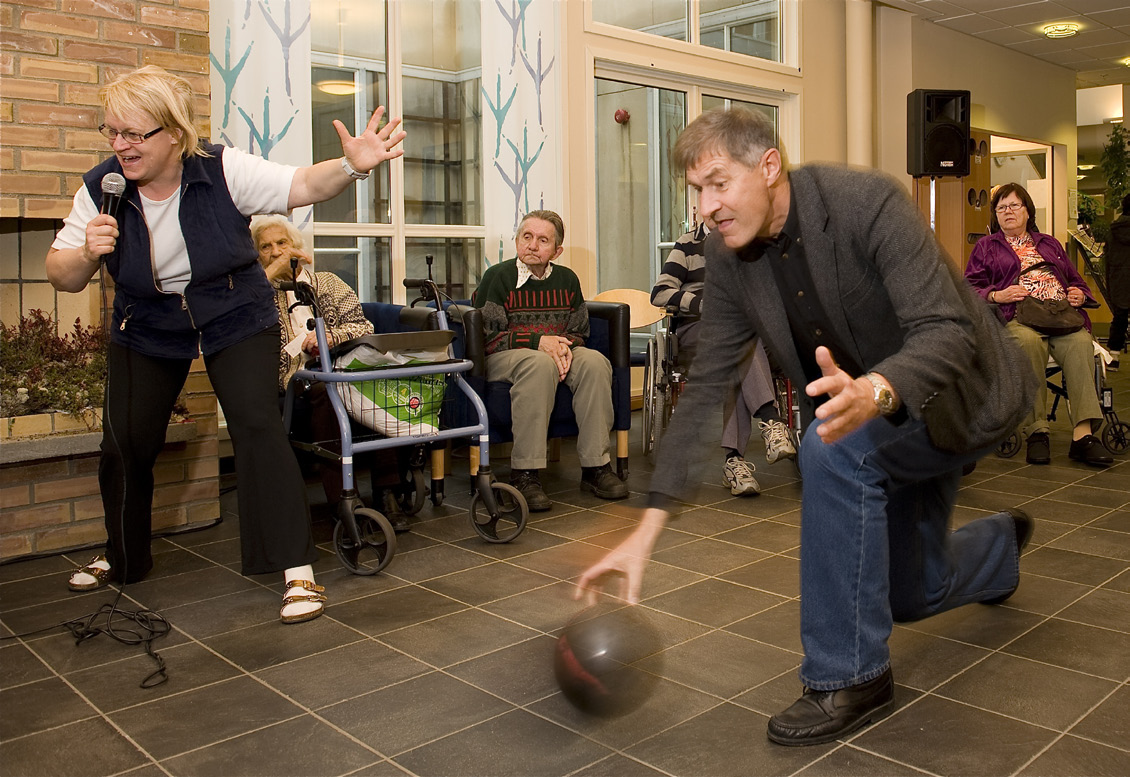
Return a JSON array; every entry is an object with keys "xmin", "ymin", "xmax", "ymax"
[
  {"xmin": 723, "ymin": 457, "xmax": 761, "ymax": 496},
  {"xmin": 759, "ymin": 420, "xmax": 797, "ymax": 464}
]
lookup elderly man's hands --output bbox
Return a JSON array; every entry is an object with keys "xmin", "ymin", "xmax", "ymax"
[
  {"xmin": 807, "ymin": 346, "xmax": 896, "ymax": 444},
  {"xmin": 539, "ymin": 335, "xmax": 573, "ymax": 381}
]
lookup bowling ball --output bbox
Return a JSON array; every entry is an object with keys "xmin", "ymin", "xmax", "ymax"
[{"xmin": 553, "ymin": 602, "xmax": 662, "ymax": 717}]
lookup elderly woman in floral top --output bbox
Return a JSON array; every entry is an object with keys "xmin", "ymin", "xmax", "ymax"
[
  {"xmin": 252, "ymin": 215, "xmax": 411, "ymax": 531},
  {"xmin": 964, "ymin": 183, "xmax": 1110, "ymax": 467}
]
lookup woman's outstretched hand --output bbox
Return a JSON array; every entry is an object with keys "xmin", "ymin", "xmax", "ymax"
[{"xmin": 335, "ymin": 106, "xmax": 406, "ymax": 175}]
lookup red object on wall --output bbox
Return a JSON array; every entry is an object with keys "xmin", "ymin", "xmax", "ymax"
[{"xmin": 614, "ymin": 109, "xmax": 630, "ymax": 125}]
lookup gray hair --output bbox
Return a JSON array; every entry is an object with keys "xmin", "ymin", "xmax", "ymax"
[
  {"xmin": 672, "ymin": 108, "xmax": 779, "ymax": 171},
  {"xmin": 519, "ymin": 209, "xmax": 565, "ymax": 248},
  {"xmin": 250, "ymin": 214, "xmax": 305, "ymax": 250}
]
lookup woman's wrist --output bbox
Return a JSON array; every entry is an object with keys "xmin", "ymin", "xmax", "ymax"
[{"xmin": 989, "ymin": 290, "xmax": 996, "ymax": 303}]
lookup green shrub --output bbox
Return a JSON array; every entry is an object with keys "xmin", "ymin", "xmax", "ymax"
[{"xmin": 0, "ymin": 310, "xmax": 107, "ymax": 418}]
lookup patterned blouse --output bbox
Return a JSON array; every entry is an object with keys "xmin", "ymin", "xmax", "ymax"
[{"xmin": 1008, "ymin": 233, "xmax": 1065, "ymax": 302}]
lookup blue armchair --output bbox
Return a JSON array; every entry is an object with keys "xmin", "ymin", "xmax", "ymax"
[{"xmin": 361, "ymin": 300, "xmax": 633, "ymax": 479}]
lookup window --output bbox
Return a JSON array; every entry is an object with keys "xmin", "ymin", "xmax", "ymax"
[
  {"xmin": 591, "ymin": 0, "xmax": 783, "ymax": 65},
  {"xmin": 310, "ymin": 1, "xmax": 484, "ymax": 303}
]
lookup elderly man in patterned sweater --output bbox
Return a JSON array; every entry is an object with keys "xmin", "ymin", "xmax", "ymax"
[
  {"xmin": 473, "ymin": 209, "xmax": 628, "ymax": 511},
  {"xmin": 653, "ymin": 221, "xmax": 796, "ymax": 496}
]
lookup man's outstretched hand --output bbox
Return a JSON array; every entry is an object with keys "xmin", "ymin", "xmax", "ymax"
[{"xmin": 806, "ymin": 346, "xmax": 891, "ymax": 443}]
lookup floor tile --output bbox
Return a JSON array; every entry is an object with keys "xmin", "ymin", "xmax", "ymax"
[
  {"xmin": 161, "ymin": 715, "xmax": 380, "ymax": 777},
  {"xmin": 0, "ymin": 717, "xmax": 151, "ymax": 777},
  {"xmin": 377, "ymin": 607, "xmax": 541, "ymax": 667},
  {"xmin": 394, "ymin": 708, "xmax": 613, "ymax": 777},
  {"xmin": 934, "ymin": 652, "xmax": 1118, "ymax": 730},
  {"xmin": 318, "ymin": 670, "xmax": 513, "ymax": 756},
  {"xmin": 1068, "ymin": 684, "xmax": 1130, "ymax": 750},
  {"xmin": 853, "ymin": 694, "xmax": 1058, "ymax": 776},
  {"xmin": 0, "ymin": 675, "xmax": 95, "ymax": 740},
  {"xmin": 1004, "ymin": 618, "xmax": 1130, "ymax": 680},
  {"xmin": 1018, "ymin": 734, "xmax": 1130, "ymax": 777},
  {"xmin": 107, "ymin": 675, "xmax": 305, "ymax": 761}
]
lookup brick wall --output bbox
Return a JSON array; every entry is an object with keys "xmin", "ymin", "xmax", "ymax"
[{"xmin": 0, "ymin": 0, "xmax": 221, "ymax": 562}]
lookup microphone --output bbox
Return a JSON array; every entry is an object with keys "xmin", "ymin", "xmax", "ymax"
[{"xmin": 100, "ymin": 172, "xmax": 126, "ymax": 219}]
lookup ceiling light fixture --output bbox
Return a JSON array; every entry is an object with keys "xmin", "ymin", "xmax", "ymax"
[
  {"xmin": 1078, "ymin": 164, "xmax": 1096, "ymax": 170},
  {"xmin": 316, "ymin": 80, "xmax": 356, "ymax": 96},
  {"xmin": 1042, "ymin": 23, "xmax": 1079, "ymax": 39}
]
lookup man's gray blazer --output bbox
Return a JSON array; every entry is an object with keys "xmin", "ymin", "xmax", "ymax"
[{"xmin": 652, "ymin": 163, "xmax": 1036, "ymax": 504}]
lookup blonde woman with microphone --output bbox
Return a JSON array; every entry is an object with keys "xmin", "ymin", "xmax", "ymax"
[{"xmin": 45, "ymin": 66, "xmax": 405, "ymax": 624}]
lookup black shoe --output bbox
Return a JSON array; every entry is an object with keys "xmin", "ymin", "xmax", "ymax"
[
  {"xmin": 767, "ymin": 669, "xmax": 895, "ymax": 746},
  {"xmin": 1025, "ymin": 432, "xmax": 1051, "ymax": 465},
  {"xmin": 1068, "ymin": 434, "xmax": 1113, "ymax": 467},
  {"xmin": 580, "ymin": 464, "xmax": 628, "ymax": 500},
  {"xmin": 1109, "ymin": 359, "xmax": 1120, "ymax": 372},
  {"xmin": 509, "ymin": 469, "xmax": 552, "ymax": 512},
  {"xmin": 379, "ymin": 490, "xmax": 412, "ymax": 533},
  {"xmin": 983, "ymin": 508, "xmax": 1035, "ymax": 605}
]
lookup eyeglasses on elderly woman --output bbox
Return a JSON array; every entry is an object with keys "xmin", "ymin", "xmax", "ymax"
[
  {"xmin": 994, "ymin": 202, "xmax": 1025, "ymax": 214},
  {"xmin": 98, "ymin": 124, "xmax": 164, "ymax": 144}
]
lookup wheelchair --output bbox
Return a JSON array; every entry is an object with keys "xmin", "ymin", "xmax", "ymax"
[
  {"xmin": 641, "ymin": 307, "xmax": 803, "ymax": 465},
  {"xmin": 641, "ymin": 306, "xmax": 687, "ymax": 464},
  {"xmin": 996, "ymin": 341, "xmax": 1130, "ymax": 458}
]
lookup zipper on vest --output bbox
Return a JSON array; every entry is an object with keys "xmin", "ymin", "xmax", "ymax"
[
  {"xmin": 180, "ymin": 294, "xmax": 196, "ymax": 328},
  {"xmin": 228, "ymin": 274, "xmax": 233, "ymax": 290},
  {"xmin": 120, "ymin": 305, "xmax": 134, "ymax": 331}
]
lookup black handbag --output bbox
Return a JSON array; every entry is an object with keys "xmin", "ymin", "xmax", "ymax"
[{"xmin": 1012, "ymin": 262, "xmax": 1085, "ymax": 337}]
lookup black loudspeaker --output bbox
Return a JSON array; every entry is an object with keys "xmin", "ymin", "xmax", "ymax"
[{"xmin": 907, "ymin": 89, "xmax": 971, "ymax": 177}]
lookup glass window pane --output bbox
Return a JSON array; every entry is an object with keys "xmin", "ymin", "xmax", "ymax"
[
  {"xmin": 311, "ymin": 66, "xmax": 392, "ymax": 225},
  {"xmin": 402, "ymin": 1, "xmax": 483, "ymax": 227},
  {"xmin": 405, "ymin": 238, "xmax": 484, "ymax": 303},
  {"xmin": 700, "ymin": 0, "xmax": 780, "ymax": 63},
  {"xmin": 594, "ymin": 79, "xmax": 686, "ymax": 295},
  {"xmin": 311, "ymin": 0, "xmax": 385, "ymax": 61},
  {"xmin": 702, "ymin": 95, "xmax": 778, "ymax": 130},
  {"xmin": 314, "ymin": 236, "xmax": 391, "ymax": 303},
  {"xmin": 591, "ymin": 0, "xmax": 687, "ymax": 42}
]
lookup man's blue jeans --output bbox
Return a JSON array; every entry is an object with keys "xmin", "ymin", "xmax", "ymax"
[{"xmin": 797, "ymin": 415, "xmax": 1020, "ymax": 691}]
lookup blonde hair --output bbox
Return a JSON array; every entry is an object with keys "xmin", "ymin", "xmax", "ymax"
[{"xmin": 100, "ymin": 65, "xmax": 208, "ymax": 159}]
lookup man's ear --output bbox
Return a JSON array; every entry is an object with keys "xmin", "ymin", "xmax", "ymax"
[
  {"xmin": 552, "ymin": 244, "xmax": 564, "ymax": 261},
  {"xmin": 761, "ymin": 147, "xmax": 783, "ymax": 186}
]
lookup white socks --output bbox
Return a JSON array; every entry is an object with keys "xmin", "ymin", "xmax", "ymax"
[{"xmin": 281, "ymin": 565, "xmax": 322, "ymax": 621}]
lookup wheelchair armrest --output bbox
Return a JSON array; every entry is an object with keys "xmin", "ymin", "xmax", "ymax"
[
  {"xmin": 448, "ymin": 305, "xmax": 487, "ymax": 378},
  {"xmin": 584, "ymin": 300, "xmax": 630, "ymax": 369}
]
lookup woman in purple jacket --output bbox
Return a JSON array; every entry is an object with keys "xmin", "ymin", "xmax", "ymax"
[{"xmin": 965, "ymin": 183, "xmax": 1110, "ymax": 467}]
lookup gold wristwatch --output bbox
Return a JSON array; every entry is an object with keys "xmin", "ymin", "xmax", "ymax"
[{"xmin": 864, "ymin": 373, "xmax": 898, "ymax": 416}]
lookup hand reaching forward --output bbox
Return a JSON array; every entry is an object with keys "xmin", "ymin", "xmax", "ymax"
[
  {"xmin": 334, "ymin": 106, "xmax": 406, "ymax": 175},
  {"xmin": 574, "ymin": 508, "xmax": 668, "ymax": 606},
  {"xmin": 806, "ymin": 346, "xmax": 890, "ymax": 444}
]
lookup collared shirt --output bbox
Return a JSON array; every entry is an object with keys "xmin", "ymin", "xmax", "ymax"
[
  {"xmin": 516, "ymin": 260, "xmax": 553, "ymax": 289},
  {"xmin": 743, "ymin": 186, "xmax": 863, "ymax": 388}
]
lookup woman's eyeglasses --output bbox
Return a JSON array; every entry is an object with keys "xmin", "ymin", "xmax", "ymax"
[
  {"xmin": 994, "ymin": 203, "xmax": 1025, "ymax": 214},
  {"xmin": 98, "ymin": 125, "xmax": 164, "ymax": 144}
]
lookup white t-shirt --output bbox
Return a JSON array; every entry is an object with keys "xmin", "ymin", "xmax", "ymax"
[{"xmin": 52, "ymin": 146, "xmax": 297, "ymax": 294}]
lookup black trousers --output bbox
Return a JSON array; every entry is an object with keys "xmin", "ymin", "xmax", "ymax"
[{"xmin": 100, "ymin": 327, "xmax": 316, "ymax": 582}]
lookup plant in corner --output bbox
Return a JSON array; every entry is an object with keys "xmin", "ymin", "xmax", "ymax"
[
  {"xmin": 1100, "ymin": 123, "xmax": 1129, "ymax": 215},
  {"xmin": 1, "ymin": 310, "xmax": 107, "ymax": 420}
]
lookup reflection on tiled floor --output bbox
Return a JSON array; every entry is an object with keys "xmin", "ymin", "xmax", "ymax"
[{"xmin": 3, "ymin": 367, "xmax": 1129, "ymax": 777}]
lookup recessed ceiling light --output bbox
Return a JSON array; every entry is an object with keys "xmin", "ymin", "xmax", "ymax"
[
  {"xmin": 1042, "ymin": 23, "xmax": 1079, "ymax": 38},
  {"xmin": 1078, "ymin": 164, "xmax": 1096, "ymax": 171},
  {"xmin": 1077, "ymin": 174, "xmax": 1086, "ymax": 180},
  {"xmin": 316, "ymin": 80, "xmax": 356, "ymax": 96}
]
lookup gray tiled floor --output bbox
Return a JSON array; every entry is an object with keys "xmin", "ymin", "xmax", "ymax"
[{"xmin": 3, "ymin": 368, "xmax": 1130, "ymax": 777}]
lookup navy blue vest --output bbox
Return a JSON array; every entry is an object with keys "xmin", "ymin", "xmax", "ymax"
[{"xmin": 83, "ymin": 144, "xmax": 279, "ymax": 359}]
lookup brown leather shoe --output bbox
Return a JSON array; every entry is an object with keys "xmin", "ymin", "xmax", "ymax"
[{"xmin": 767, "ymin": 669, "xmax": 895, "ymax": 746}]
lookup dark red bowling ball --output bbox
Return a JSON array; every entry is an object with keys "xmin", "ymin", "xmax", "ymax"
[{"xmin": 553, "ymin": 602, "xmax": 662, "ymax": 717}]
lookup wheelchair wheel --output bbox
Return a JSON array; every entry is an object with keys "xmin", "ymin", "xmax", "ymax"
[
  {"xmin": 395, "ymin": 467, "xmax": 427, "ymax": 516},
  {"xmin": 996, "ymin": 431, "xmax": 1021, "ymax": 458},
  {"xmin": 642, "ymin": 339, "xmax": 658, "ymax": 461},
  {"xmin": 648, "ymin": 388, "xmax": 669, "ymax": 466},
  {"xmin": 469, "ymin": 482, "xmax": 528, "ymax": 543},
  {"xmin": 1102, "ymin": 421, "xmax": 1130, "ymax": 454},
  {"xmin": 333, "ymin": 507, "xmax": 396, "ymax": 575}
]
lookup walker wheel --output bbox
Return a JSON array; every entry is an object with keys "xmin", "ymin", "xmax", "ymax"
[
  {"xmin": 469, "ymin": 482, "xmax": 528, "ymax": 543},
  {"xmin": 333, "ymin": 507, "xmax": 396, "ymax": 575},
  {"xmin": 396, "ymin": 467, "xmax": 427, "ymax": 516},
  {"xmin": 1102, "ymin": 421, "xmax": 1130, "ymax": 454},
  {"xmin": 995, "ymin": 432, "xmax": 1021, "ymax": 458}
]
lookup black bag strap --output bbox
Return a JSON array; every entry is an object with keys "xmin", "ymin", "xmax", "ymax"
[{"xmin": 1013, "ymin": 260, "xmax": 1067, "ymax": 288}]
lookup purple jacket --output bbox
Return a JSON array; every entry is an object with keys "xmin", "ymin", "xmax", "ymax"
[{"xmin": 964, "ymin": 230, "xmax": 1094, "ymax": 331}]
